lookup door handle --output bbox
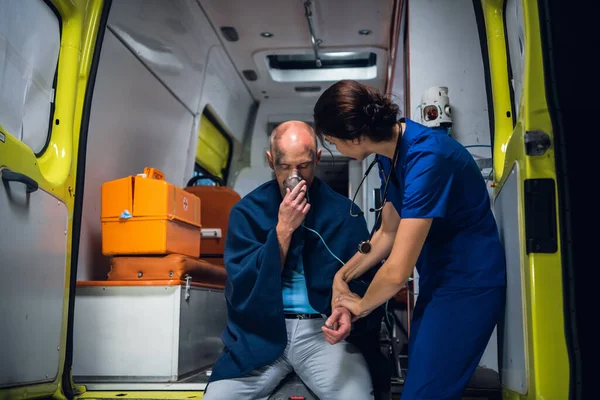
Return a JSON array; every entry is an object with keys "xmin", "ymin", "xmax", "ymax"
[{"xmin": 2, "ymin": 169, "xmax": 39, "ymax": 193}]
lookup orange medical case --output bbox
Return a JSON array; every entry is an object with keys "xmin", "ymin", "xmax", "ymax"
[
  {"xmin": 101, "ymin": 168, "xmax": 201, "ymax": 257},
  {"xmin": 184, "ymin": 185, "xmax": 241, "ymax": 259}
]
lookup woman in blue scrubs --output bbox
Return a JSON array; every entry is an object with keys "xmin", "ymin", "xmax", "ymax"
[{"xmin": 313, "ymin": 80, "xmax": 506, "ymax": 399}]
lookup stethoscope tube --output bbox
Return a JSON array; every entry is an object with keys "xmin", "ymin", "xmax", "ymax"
[{"xmin": 351, "ymin": 125, "xmax": 403, "ymax": 254}]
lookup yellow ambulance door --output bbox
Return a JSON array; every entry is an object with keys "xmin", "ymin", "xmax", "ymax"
[
  {"xmin": 480, "ymin": 0, "xmax": 570, "ymax": 398},
  {"xmin": 0, "ymin": 1, "xmax": 107, "ymax": 399}
]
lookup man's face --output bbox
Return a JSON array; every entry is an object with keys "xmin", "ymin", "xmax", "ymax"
[{"xmin": 267, "ymin": 127, "xmax": 322, "ymax": 198}]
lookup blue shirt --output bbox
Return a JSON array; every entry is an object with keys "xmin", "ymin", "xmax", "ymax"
[
  {"xmin": 378, "ymin": 118, "xmax": 506, "ymax": 297},
  {"xmin": 281, "ymin": 255, "xmax": 320, "ymax": 314}
]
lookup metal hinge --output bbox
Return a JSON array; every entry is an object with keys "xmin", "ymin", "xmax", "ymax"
[
  {"xmin": 184, "ymin": 275, "xmax": 192, "ymax": 301},
  {"xmin": 524, "ymin": 130, "xmax": 551, "ymax": 156}
]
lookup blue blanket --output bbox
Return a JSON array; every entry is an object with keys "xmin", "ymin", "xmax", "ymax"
[{"xmin": 209, "ymin": 177, "xmax": 386, "ymax": 384}]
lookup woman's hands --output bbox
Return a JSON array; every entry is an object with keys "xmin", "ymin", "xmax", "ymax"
[
  {"xmin": 332, "ymin": 273, "xmax": 371, "ymax": 323},
  {"xmin": 333, "ymin": 292, "xmax": 371, "ymax": 321},
  {"xmin": 332, "ymin": 273, "xmax": 371, "ymax": 321},
  {"xmin": 331, "ymin": 273, "xmax": 350, "ymax": 310}
]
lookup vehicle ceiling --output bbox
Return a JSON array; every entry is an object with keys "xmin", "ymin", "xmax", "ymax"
[{"xmin": 198, "ymin": 0, "xmax": 396, "ymax": 102}]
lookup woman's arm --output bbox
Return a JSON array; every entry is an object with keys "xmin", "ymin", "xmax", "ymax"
[
  {"xmin": 334, "ymin": 217, "xmax": 432, "ymax": 319},
  {"xmin": 336, "ymin": 203, "xmax": 401, "ymax": 283},
  {"xmin": 337, "ymin": 143, "xmax": 456, "ymax": 318}
]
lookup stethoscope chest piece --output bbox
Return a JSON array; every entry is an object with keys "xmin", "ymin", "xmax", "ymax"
[{"xmin": 358, "ymin": 240, "xmax": 372, "ymax": 254}]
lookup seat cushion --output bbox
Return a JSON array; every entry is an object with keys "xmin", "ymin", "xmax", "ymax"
[{"xmin": 107, "ymin": 254, "xmax": 227, "ymax": 290}]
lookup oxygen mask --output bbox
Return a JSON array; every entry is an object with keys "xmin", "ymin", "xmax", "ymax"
[{"xmin": 283, "ymin": 170, "xmax": 304, "ymax": 192}]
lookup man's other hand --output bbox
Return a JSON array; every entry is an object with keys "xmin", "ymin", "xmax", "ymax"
[
  {"xmin": 322, "ymin": 307, "xmax": 352, "ymax": 345},
  {"xmin": 277, "ymin": 180, "xmax": 310, "ymax": 234}
]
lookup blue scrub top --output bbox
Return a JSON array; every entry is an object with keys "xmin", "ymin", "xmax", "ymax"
[{"xmin": 378, "ymin": 118, "xmax": 506, "ymax": 297}]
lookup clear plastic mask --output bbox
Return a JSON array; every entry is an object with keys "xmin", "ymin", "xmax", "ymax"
[{"xmin": 283, "ymin": 170, "xmax": 303, "ymax": 192}]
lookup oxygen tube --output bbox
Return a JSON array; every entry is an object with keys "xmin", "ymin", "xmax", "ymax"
[{"xmin": 296, "ymin": 182, "xmax": 394, "ymax": 327}]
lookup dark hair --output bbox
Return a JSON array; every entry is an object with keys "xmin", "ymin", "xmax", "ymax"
[{"xmin": 313, "ymin": 80, "xmax": 400, "ymax": 144}]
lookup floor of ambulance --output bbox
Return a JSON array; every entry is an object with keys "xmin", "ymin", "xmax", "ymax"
[{"xmin": 75, "ymin": 366, "xmax": 501, "ymax": 400}]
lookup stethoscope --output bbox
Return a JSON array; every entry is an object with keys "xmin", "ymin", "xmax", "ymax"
[{"xmin": 350, "ymin": 124, "xmax": 403, "ymax": 254}]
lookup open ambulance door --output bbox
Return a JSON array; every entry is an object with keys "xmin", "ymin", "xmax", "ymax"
[
  {"xmin": 479, "ymin": 0, "xmax": 580, "ymax": 398},
  {"xmin": 0, "ymin": 1, "xmax": 110, "ymax": 399}
]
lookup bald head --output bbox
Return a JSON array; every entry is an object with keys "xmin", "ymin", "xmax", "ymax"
[
  {"xmin": 266, "ymin": 120, "xmax": 322, "ymax": 197},
  {"xmin": 270, "ymin": 120, "xmax": 317, "ymax": 154}
]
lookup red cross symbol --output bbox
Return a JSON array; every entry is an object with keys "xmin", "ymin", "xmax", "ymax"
[{"xmin": 183, "ymin": 197, "xmax": 188, "ymax": 211}]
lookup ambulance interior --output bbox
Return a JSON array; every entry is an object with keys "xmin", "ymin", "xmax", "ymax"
[{"xmin": 1, "ymin": 0, "xmax": 570, "ymax": 399}]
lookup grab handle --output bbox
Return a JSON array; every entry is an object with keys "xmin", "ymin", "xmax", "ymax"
[{"xmin": 2, "ymin": 169, "xmax": 39, "ymax": 193}]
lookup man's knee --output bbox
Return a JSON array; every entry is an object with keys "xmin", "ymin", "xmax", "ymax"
[
  {"xmin": 310, "ymin": 379, "xmax": 373, "ymax": 400},
  {"xmin": 336, "ymin": 381, "xmax": 375, "ymax": 399},
  {"xmin": 306, "ymin": 350, "xmax": 374, "ymax": 399},
  {"xmin": 203, "ymin": 379, "xmax": 258, "ymax": 400},
  {"xmin": 202, "ymin": 381, "xmax": 231, "ymax": 400},
  {"xmin": 302, "ymin": 373, "xmax": 373, "ymax": 400}
]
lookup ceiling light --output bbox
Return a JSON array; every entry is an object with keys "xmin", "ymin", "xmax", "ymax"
[
  {"xmin": 325, "ymin": 52, "xmax": 359, "ymax": 58},
  {"xmin": 260, "ymin": 32, "xmax": 273, "ymax": 38},
  {"xmin": 358, "ymin": 29, "xmax": 372, "ymax": 35}
]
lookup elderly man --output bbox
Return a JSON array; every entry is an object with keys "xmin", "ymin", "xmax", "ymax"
[{"xmin": 203, "ymin": 121, "xmax": 389, "ymax": 399}]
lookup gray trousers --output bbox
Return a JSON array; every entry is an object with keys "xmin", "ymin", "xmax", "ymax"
[{"xmin": 203, "ymin": 318, "xmax": 374, "ymax": 400}]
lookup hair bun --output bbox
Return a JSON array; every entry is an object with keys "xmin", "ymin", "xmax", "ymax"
[
  {"xmin": 313, "ymin": 79, "xmax": 401, "ymax": 144},
  {"xmin": 364, "ymin": 103, "xmax": 380, "ymax": 119}
]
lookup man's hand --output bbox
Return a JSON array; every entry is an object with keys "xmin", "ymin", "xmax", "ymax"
[
  {"xmin": 276, "ymin": 180, "xmax": 311, "ymax": 271},
  {"xmin": 277, "ymin": 180, "xmax": 311, "ymax": 236},
  {"xmin": 333, "ymin": 292, "xmax": 371, "ymax": 321},
  {"xmin": 322, "ymin": 307, "xmax": 352, "ymax": 345}
]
